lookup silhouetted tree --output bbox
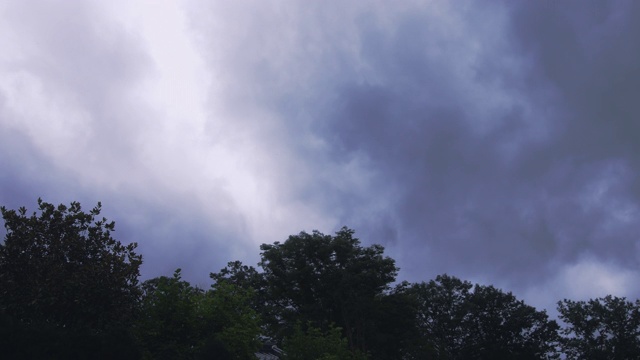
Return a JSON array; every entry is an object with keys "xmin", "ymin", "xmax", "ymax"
[
  {"xmin": 136, "ymin": 269, "xmax": 206, "ymax": 359},
  {"xmin": 0, "ymin": 199, "xmax": 142, "ymax": 357},
  {"xmin": 558, "ymin": 295, "xmax": 640, "ymax": 360},
  {"xmin": 210, "ymin": 260, "xmax": 267, "ymax": 317},
  {"xmin": 367, "ymin": 282, "xmax": 421, "ymax": 359},
  {"xmin": 211, "ymin": 260, "xmax": 263, "ymax": 290},
  {"xmin": 259, "ymin": 227, "xmax": 398, "ymax": 354},
  {"xmin": 407, "ymin": 274, "xmax": 560, "ymax": 359}
]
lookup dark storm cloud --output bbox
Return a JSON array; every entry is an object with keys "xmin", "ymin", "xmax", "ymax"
[
  {"xmin": 511, "ymin": 1, "xmax": 640, "ymax": 174},
  {"xmin": 313, "ymin": 1, "xmax": 640, "ymax": 291},
  {"xmin": 2, "ymin": 0, "xmax": 639, "ymax": 309},
  {"xmin": 0, "ymin": 129, "xmax": 49, "ymax": 208},
  {"xmin": 507, "ymin": 1, "xmax": 640, "ymax": 263},
  {"xmin": 99, "ymin": 196, "xmax": 239, "ymax": 285}
]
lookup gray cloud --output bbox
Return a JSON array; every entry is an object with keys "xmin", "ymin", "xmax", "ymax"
[
  {"xmin": 1, "ymin": 0, "xmax": 639, "ymax": 311},
  {"xmin": 178, "ymin": 0, "xmax": 640, "ymax": 302},
  {"xmin": 306, "ymin": 1, "xmax": 640, "ymax": 296}
]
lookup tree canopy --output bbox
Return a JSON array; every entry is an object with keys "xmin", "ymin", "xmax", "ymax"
[
  {"xmin": 407, "ymin": 274, "xmax": 560, "ymax": 359},
  {"xmin": 259, "ymin": 227, "xmax": 398, "ymax": 353},
  {"xmin": 558, "ymin": 295, "xmax": 640, "ymax": 360},
  {"xmin": 282, "ymin": 323, "xmax": 367, "ymax": 360},
  {"xmin": 135, "ymin": 269, "xmax": 261, "ymax": 359},
  {"xmin": 2, "ymin": 198, "xmax": 639, "ymax": 359},
  {"xmin": 0, "ymin": 199, "xmax": 141, "ymax": 332},
  {"xmin": 136, "ymin": 269, "xmax": 208, "ymax": 359}
]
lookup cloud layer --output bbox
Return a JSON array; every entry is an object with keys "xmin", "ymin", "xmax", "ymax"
[{"xmin": 1, "ymin": 0, "xmax": 639, "ymax": 309}]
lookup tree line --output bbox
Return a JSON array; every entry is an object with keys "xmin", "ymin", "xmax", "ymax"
[{"xmin": 1, "ymin": 199, "xmax": 639, "ymax": 359}]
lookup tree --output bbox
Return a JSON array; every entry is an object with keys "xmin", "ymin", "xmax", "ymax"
[
  {"xmin": 407, "ymin": 274, "xmax": 560, "ymax": 359},
  {"xmin": 282, "ymin": 323, "xmax": 367, "ymax": 360},
  {"xmin": 210, "ymin": 260, "xmax": 263, "ymax": 290},
  {"xmin": 259, "ymin": 227, "xmax": 398, "ymax": 353},
  {"xmin": 206, "ymin": 281, "xmax": 262, "ymax": 359},
  {"xmin": 136, "ymin": 269, "xmax": 206, "ymax": 360},
  {"xmin": 0, "ymin": 199, "xmax": 142, "ymax": 331},
  {"xmin": 0, "ymin": 199, "xmax": 142, "ymax": 358},
  {"xmin": 366, "ymin": 282, "xmax": 421, "ymax": 359},
  {"xmin": 136, "ymin": 269, "xmax": 261, "ymax": 360},
  {"xmin": 407, "ymin": 275, "xmax": 473, "ymax": 358},
  {"xmin": 557, "ymin": 295, "xmax": 640, "ymax": 360},
  {"xmin": 210, "ymin": 260, "xmax": 267, "ymax": 316}
]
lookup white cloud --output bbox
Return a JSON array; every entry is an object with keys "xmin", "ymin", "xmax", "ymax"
[
  {"xmin": 560, "ymin": 259, "xmax": 637, "ymax": 299},
  {"xmin": 522, "ymin": 258, "xmax": 639, "ymax": 314},
  {"xmin": 0, "ymin": 70, "xmax": 93, "ymax": 159},
  {"xmin": 0, "ymin": 0, "xmax": 344, "ymax": 259}
]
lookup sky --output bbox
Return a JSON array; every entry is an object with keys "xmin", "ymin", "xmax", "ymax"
[{"xmin": 1, "ymin": 0, "xmax": 639, "ymax": 314}]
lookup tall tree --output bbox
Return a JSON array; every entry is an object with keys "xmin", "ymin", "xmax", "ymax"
[
  {"xmin": 366, "ymin": 282, "xmax": 421, "ymax": 359},
  {"xmin": 210, "ymin": 260, "xmax": 267, "ymax": 315},
  {"xmin": 136, "ymin": 269, "xmax": 261, "ymax": 360},
  {"xmin": 259, "ymin": 227, "xmax": 398, "ymax": 353},
  {"xmin": 210, "ymin": 260, "xmax": 263, "ymax": 291},
  {"xmin": 136, "ymin": 269, "xmax": 206, "ymax": 360},
  {"xmin": 408, "ymin": 274, "xmax": 560, "ymax": 359},
  {"xmin": 0, "ymin": 199, "xmax": 142, "ymax": 358},
  {"xmin": 0, "ymin": 199, "xmax": 141, "ymax": 331},
  {"xmin": 557, "ymin": 295, "xmax": 640, "ymax": 360}
]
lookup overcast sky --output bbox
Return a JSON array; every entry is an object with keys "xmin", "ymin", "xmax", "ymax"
[{"xmin": 1, "ymin": 0, "xmax": 639, "ymax": 313}]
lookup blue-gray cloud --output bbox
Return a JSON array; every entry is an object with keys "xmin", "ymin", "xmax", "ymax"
[{"xmin": 1, "ymin": 0, "xmax": 639, "ymax": 312}]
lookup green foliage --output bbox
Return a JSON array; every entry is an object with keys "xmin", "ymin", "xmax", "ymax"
[
  {"xmin": 136, "ymin": 269, "xmax": 261, "ymax": 360},
  {"xmin": 210, "ymin": 260, "xmax": 263, "ymax": 291},
  {"xmin": 283, "ymin": 323, "xmax": 368, "ymax": 360},
  {"xmin": 0, "ymin": 199, "xmax": 141, "ymax": 332},
  {"xmin": 5, "ymin": 201, "xmax": 639, "ymax": 360},
  {"xmin": 210, "ymin": 260, "xmax": 268, "ymax": 319},
  {"xmin": 136, "ymin": 269, "xmax": 206, "ymax": 359},
  {"xmin": 557, "ymin": 295, "xmax": 640, "ymax": 359},
  {"xmin": 259, "ymin": 227, "xmax": 398, "ymax": 352},
  {"xmin": 407, "ymin": 274, "xmax": 560, "ymax": 359},
  {"xmin": 207, "ymin": 281, "xmax": 262, "ymax": 359}
]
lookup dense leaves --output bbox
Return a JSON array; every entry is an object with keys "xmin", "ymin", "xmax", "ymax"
[
  {"xmin": 210, "ymin": 260, "xmax": 267, "ymax": 318},
  {"xmin": 208, "ymin": 282, "xmax": 262, "ymax": 359},
  {"xmin": 558, "ymin": 295, "xmax": 640, "ymax": 360},
  {"xmin": 2, "ymin": 199, "xmax": 639, "ymax": 359},
  {"xmin": 136, "ymin": 269, "xmax": 261, "ymax": 359},
  {"xmin": 0, "ymin": 199, "xmax": 142, "ymax": 357},
  {"xmin": 407, "ymin": 275, "xmax": 560, "ymax": 359},
  {"xmin": 282, "ymin": 323, "xmax": 367, "ymax": 360},
  {"xmin": 211, "ymin": 260, "xmax": 263, "ymax": 290},
  {"xmin": 136, "ymin": 269, "xmax": 207, "ymax": 359},
  {"xmin": 0, "ymin": 199, "xmax": 142, "ymax": 331},
  {"xmin": 259, "ymin": 227, "xmax": 398, "ymax": 352},
  {"xmin": 365, "ymin": 282, "xmax": 420, "ymax": 359}
]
